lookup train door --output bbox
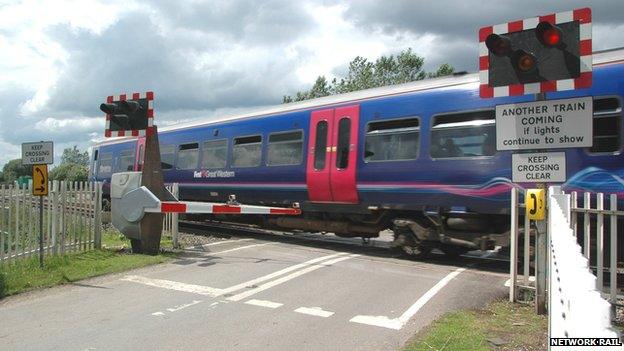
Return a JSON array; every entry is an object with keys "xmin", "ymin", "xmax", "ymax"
[
  {"xmin": 306, "ymin": 105, "xmax": 360, "ymax": 203},
  {"xmin": 135, "ymin": 136, "xmax": 146, "ymax": 171}
]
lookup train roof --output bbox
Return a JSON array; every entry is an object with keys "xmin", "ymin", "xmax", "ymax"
[{"xmin": 94, "ymin": 47, "xmax": 624, "ymax": 147}]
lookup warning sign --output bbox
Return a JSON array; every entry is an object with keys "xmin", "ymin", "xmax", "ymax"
[
  {"xmin": 512, "ymin": 152, "xmax": 566, "ymax": 183},
  {"xmin": 32, "ymin": 164, "xmax": 48, "ymax": 196},
  {"xmin": 496, "ymin": 97, "xmax": 592, "ymax": 150}
]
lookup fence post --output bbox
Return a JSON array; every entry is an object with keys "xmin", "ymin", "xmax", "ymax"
[
  {"xmin": 609, "ymin": 194, "xmax": 617, "ymax": 304},
  {"xmin": 94, "ymin": 182, "xmax": 102, "ymax": 249},
  {"xmin": 0, "ymin": 185, "xmax": 5, "ymax": 263},
  {"xmin": 51, "ymin": 181, "xmax": 58, "ymax": 254},
  {"xmin": 60, "ymin": 181, "xmax": 66, "ymax": 254},
  {"xmin": 509, "ymin": 187, "xmax": 518, "ymax": 302},
  {"xmin": 583, "ymin": 192, "xmax": 591, "ymax": 259},
  {"xmin": 596, "ymin": 193, "xmax": 604, "ymax": 292},
  {"xmin": 172, "ymin": 183, "xmax": 179, "ymax": 249}
]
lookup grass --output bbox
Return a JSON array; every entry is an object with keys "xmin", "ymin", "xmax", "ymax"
[
  {"xmin": 0, "ymin": 249, "xmax": 176, "ymax": 298},
  {"xmin": 404, "ymin": 300, "xmax": 547, "ymax": 351},
  {"xmin": 102, "ymin": 226, "xmax": 174, "ymax": 249}
]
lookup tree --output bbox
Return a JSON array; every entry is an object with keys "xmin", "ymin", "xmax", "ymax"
[
  {"xmin": 50, "ymin": 163, "xmax": 88, "ymax": 182},
  {"xmin": 61, "ymin": 146, "xmax": 89, "ymax": 166},
  {"xmin": 283, "ymin": 48, "xmax": 454, "ymax": 103},
  {"xmin": 50, "ymin": 145, "xmax": 90, "ymax": 182},
  {"xmin": 2, "ymin": 159, "xmax": 32, "ymax": 183}
]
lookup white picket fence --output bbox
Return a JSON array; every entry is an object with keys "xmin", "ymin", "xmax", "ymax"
[
  {"xmin": 548, "ymin": 186, "xmax": 619, "ymax": 343},
  {"xmin": 0, "ymin": 181, "xmax": 103, "ymax": 263},
  {"xmin": 510, "ymin": 187, "xmax": 623, "ymax": 302}
]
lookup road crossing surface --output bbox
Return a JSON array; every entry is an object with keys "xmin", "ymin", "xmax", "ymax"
[{"xmin": 0, "ymin": 237, "xmax": 507, "ymax": 351}]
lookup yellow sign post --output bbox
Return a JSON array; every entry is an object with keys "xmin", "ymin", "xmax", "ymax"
[
  {"xmin": 32, "ymin": 164, "xmax": 48, "ymax": 269},
  {"xmin": 32, "ymin": 164, "xmax": 48, "ymax": 196},
  {"xmin": 525, "ymin": 188, "xmax": 545, "ymax": 221}
]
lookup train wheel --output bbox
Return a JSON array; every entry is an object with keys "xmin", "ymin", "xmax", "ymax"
[{"xmin": 392, "ymin": 222, "xmax": 430, "ymax": 259}]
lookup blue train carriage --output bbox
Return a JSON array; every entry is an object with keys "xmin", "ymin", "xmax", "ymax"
[{"xmin": 91, "ymin": 48, "xmax": 624, "ymax": 257}]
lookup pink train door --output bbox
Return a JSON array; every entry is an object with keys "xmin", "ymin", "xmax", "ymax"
[
  {"xmin": 135, "ymin": 136, "xmax": 146, "ymax": 171},
  {"xmin": 306, "ymin": 105, "xmax": 359, "ymax": 203}
]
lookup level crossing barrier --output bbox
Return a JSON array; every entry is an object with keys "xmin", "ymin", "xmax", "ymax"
[{"xmin": 0, "ymin": 180, "xmax": 102, "ymax": 264}]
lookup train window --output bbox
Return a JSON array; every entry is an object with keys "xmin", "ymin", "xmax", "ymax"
[
  {"xmin": 116, "ymin": 149, "xmax": 135, "ymax": 172},
  {"xmin": 160, "ymin": 145, "xmax": 175, "ymax": 170},
  {"xmin": 431, "ymin": 110, "xmax": 496, "ymax": 158},
  {"xmin": 93, "ymin": 150, "xmax": 99, "ymax": 161},
  {"xmin": 233, "ymin": 135, "xmax": 262, "ymax": 167},
  {"xmin": 201, "ymin": 139, "xmax": 227, "ymax": 169},
  {"xmin": 364, "ymin": 118, "xmax": 419, "ymax": 162},
  {"xmin": 336, "ymin": 118, "xmax": 351, "ymax": 169},
  {"xmin": 589, "ymin": 97, "xmax": 621, "ymax": 154},
  {"xmin": 268, "ymin": 130, "xmax": 303, "ymax": 166},
  {"xmin": 314, "ymin": 121, "xmax": 328, "ymax": 169},
  {"xmin": 177, "ymin": 143, "xmax": 199, "ymax": 169},
  {"xmin": 98, "ymin": 153, "xmax": 112, "ymax": 174}
]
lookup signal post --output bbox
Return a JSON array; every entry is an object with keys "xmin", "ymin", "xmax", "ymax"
[{"xmin": 479, "ymin": 8, "xmax": 593, "ymax": 314}]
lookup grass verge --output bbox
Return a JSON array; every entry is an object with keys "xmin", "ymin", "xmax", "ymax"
[
  {"xmin": 404, "ymin": 300, "xmax": 547, "ymax": 351},
  {"xmin": 0, "ymin": 249, "xmax": 176, "ymax": 299}
]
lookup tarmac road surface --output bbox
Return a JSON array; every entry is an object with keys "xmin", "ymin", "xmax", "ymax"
[{"xmin": 0, "ymin": 237, "xmax": 507, "ymax": 351}]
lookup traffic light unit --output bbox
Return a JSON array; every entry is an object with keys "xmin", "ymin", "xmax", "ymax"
[
  {"xmin": 102, "ymin": 92, "xmax": 154, "ymax": 137},
  {"xmin": 479, "ymin": 7, "xmax": 592, "ymax": 98}
]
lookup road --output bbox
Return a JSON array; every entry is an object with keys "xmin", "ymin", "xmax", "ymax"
[{"xmin": 0, "ymin": 236, "xmax": 508, "ymax": 351}]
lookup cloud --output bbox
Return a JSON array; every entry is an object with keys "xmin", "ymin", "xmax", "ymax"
[
  {"xmin": 0, "ymin": 0, "xmax": 623, "ymax": 169},
  {"xmin": 344, "ymin": 0, "xmax": 624, "ymax": 71}
]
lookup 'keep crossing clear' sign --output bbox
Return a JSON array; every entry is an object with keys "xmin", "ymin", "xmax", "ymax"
[
  {"xmin": 22, "ymin": 141, "xmax": 54, "ymax": 165},
  {"xmin": 496, "ymin": 97, "xmax": 592, "ymax": 151}
]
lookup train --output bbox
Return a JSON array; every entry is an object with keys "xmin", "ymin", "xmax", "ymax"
[{"xmin": 91, "ymin": 48, "xmax": 624, "ymax": 257}]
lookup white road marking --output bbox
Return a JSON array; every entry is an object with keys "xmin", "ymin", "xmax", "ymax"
[
  {"xmin": 151, "ymin": 311, "xmax": 165, "ymax": 316},
  {"xmin": 209, "ymin": 243, "xmax": 273, "ymax": 255},
  {"xmin": 184, "ymin": 238, "xmax": 254, "ymax": 250},
  {"xmin": 122, "ymin": 252, "xmax": 348, "ymax": 299},
  {"xmin": 121, "ymin": 275, "xmax": 223, "ymax": 296},
  {"xmin": 166, "ymin": 300, "xmax": 203, "ymax": 312},
  {"xmin": 227, "ymin": 254, "xmax": 360, "ymax": 302},
  {"xmin": 220, "ymin": 252, "xmax": 348, "ymax": 295},
  {"xmin": 294, "ymin": 307, "xmax": 334, "ymax": 318},
  {"xmin": 244, "ymin": 299, "xmax": 283, "ymax": 309},
  {"xmin": 350, "ymin": 267, "xmax": 466, "ymax": 330}
]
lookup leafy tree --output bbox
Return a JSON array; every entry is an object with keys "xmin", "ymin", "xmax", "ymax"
[
  {"xmin": 50, "ymin": 145, "xmax": 89, "ymax": 182},
  {"xmin": 2, "ymin": 159, "xmax": 32, "ymax": 183},
  {"xmin": 61, "ymin": 146, "xmax": 89, "ymax": 166},
  {"xmin": 50, "ymin": 163, "xmax": 88, "ymax": 182},
  {"xmin": 283, "ymin": 48, "xmax": 454, "ymax": 103}
]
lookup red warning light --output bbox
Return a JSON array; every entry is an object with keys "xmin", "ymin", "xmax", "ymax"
[{"xmin": 536, "ymin": 21, "xmax": 563, "ymax": 47}]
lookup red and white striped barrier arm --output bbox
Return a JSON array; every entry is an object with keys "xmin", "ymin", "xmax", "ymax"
[{"xmin": 144, "ymin": 201, "xmax": 301, "ymax": 215}]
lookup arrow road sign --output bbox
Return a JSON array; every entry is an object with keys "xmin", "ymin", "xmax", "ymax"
[{"xmin": 32, "ymin": 164, "xmax": 48, "ymax": 196}]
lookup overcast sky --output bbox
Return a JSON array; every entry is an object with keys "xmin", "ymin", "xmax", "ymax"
[{"xmin": 1, "ymin": 0, "xmax": 623, "ymax": 168}]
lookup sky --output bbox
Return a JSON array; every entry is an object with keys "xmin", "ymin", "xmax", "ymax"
[{"xmin": 1, "ymin": 0, "xmax": 623, "ymax": 168}]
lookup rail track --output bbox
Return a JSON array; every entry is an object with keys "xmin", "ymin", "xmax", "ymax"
[{"xmin": 178, "ymin": 219, "xmax": 511, "ymax": 272}]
